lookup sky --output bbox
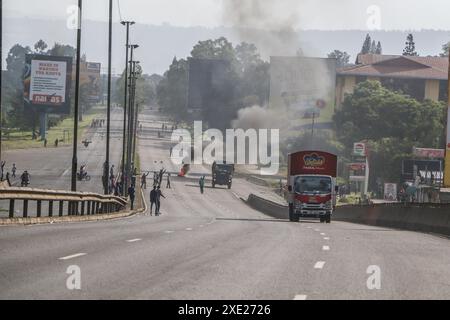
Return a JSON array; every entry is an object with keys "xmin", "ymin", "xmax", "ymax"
[{"xmin": 3, "ymin": 0, "xmax": 450, "ymax": 31}]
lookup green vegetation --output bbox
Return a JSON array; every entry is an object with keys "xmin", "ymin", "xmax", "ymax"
[
  {"xmin": 334, "ymin": 80, "xmax": 446, "ymax": 188},
  {"xmin": 2, "ymin": 106, "xmax": 102, "ymax": 150}
]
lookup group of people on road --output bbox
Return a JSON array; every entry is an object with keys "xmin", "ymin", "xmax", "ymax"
[
  {"xmin": 0, "ymin": 161, "xmax": 30, "ymax": 187},
  {"xmin": 91, "ymin": 119, "xmax": 105, "ymax": 128}
]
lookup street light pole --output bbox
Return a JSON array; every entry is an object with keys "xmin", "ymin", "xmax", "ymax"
[
  {"xmin": 71, "ymin": 0, "xmax": 83, "ymax": 192},
  {"xmin": 131, "ymin": 62, "xmax": 140, "ymax": 166},
  {"xmin": 103, "ymin": 0, "xmax": 113, "ymax": 194},
  {"xmin": 120, "ymin": 21, "xmax": 134, "ymax": 196},
  {"xmin": 126, "ymin": 45, "xmax": 138, "ymax": 193}
]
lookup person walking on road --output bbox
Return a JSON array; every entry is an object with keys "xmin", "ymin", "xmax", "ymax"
[
  {"xmin": 166, "ymin": 172, "xmax": 171, "ymax": 189},
  {"xmin": 149, "ymin": 186, "xmax": 157, "ymax": 215},
  {"xmin": 155, "ymin": 186, "xmax": 166, "ymax": 216},
  {"xmin": 11, "ymin": 164, "xmax": 17, "ymax": 178},
  {"xmin": 141, "ymin": 172, "xmax": 150, "ymax": 189},
  {"xmin": 20, "ymin": 171, "xmax": 30, "ymax": 187},
  {"xmin": 128, "ymin": 185, "xmax": 136, "ymax": 210},
  {"xmin": 153, "ymin": 171, "xmax": 159, "ymax": 186},
  {"xmin": 199, "ymin": 176, "xmax": 205, "ymax": 194}
]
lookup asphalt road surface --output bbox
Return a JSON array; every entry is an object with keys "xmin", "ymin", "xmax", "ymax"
[{"xmin": 1, "ymin": 108, "xmax": 450, "ymax": 299}]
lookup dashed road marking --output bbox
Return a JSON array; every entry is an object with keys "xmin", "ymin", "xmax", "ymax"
[
  {"xmin": 231, "ymin": 192, "xmax": 240, "ymax": 199},
  {"xmin": 293, "ymin": 294, "xmax": 308, "ymax": 300},
  {"xmin": 324, "ymin": 237, "xmax": 330, "ymax": 240},
  {"xmin": 59, "ymin": 253, "xmax": 87, "ymax": 260},
  {"xmin": 165, "ymin": 230, "xmax": 174, "ymax": 234},
  {"xmin": 185, "ymin": 228, "xmax": 193, "ymax": 231},
  {"xmin": 199, "ymin": 225, "xmax": 204, "ymax": 228},
  {"xmin": 314, "ymin": 229, "xmax": 320, "ymax": 232},
  {"xmin": 320, "ymin": 233, "xmax": 326, "ymax": 236},
  {"xmin": 126, "ymin": 239, "xmax": 142, "ymax": 243},
  {"xmin": 322, "ymin": 246, "xmax": 330, "ymax": 251},
  {"xmin": 314, "ymin": 261, "xmax": 325, "ymax": 269}
]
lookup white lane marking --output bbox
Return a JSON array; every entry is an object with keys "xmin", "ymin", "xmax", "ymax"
[
  {"xmin": 126, "ymin": 239, "xmax": 142, "ymax": 243},
  {"xmin": 165, "ymin": 230, "xmax": 174, "ymax": 234},
  {"xmin": 320, "ymin": 233, "xmax": 326, "ymax": 236},
  {"xmin": 232, "ymin": 192, "xmax": 241, "ymax": 199},
  {"xmin": 314, "ymin": 261, "xmax": 325, "ymax": 269},
  {"xmin": 314, "ymin": 229, "xmax": 320, "ymax": 232},
  {"xmin": 185, "ymin": 228, "xmax": 193, "ymax": 231},
  {"xmin": 59, "ymin": 253, "xmax": 87, "ymax": 260},
  {"xmin": 324, "ymin": 237, "xmax": 330, "ymax": 240},
  {"xmin": 199, "ymin": 225, "xmax": 204, "ymax": 228},
  {"xmin": 322, "ymin": 245, "xmax": 330, "ymax": 251},
  {"xmin": 293, "ymin": 294, "xmax": 308, "ymax": 300}
]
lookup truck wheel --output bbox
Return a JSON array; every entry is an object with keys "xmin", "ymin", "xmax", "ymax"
[{"xmin": 325, "ymin": 215, "xmax": 331, "ymax": 223}]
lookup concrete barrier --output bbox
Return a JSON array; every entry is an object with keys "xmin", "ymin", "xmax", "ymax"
[
  {"xmin": 247, "ymin": 194, "xmax": 288, "ymax": 220},
  {"xmin": 247, "ymin": 193, "xmax": 450, "ymax": 237}
]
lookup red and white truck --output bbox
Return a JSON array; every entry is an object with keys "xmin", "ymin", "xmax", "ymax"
[{"xmin": 286, "ymin": 151, "xmax": 338, "ymax": 223}]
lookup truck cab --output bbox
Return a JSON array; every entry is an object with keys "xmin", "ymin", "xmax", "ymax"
[{"xmin": 212, "ymin": 162, "xmax": 234, "ymax": 189}]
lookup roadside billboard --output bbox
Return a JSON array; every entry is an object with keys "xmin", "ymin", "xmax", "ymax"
[
  {"xmin": 24, "ymin": 54, "xmax": 73, "ymax": 114},
  {"xmin": 269, "ymin": 56, "xmax": 336, "ymax": 129},
  {"xmin": 75, "ymin": 62, "xmax": 102, "ymax": 103}
]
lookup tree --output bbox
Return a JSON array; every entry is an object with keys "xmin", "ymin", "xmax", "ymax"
[
  {"xmin": 34, "ymin": 40, "xmax": 48, "ymax": 54},
  {"xmin": 327, "ymin": 50, "xmax": 351, "ymax": 67},
  {"xmin": 360, "ymin": 34, "xmax": 372, "ymax": 54},
  {"xmin": 334, "ymin": 80, "xmax": 445, "ymax": 186},
  {"xmin": 440, "ymin": 42, "xmax": 449, "ymax": 57},
  {"xmin": 370, "ymin": 40, "xmax": 377, "ymax": 54},
  {"xmin": 375, "ymin": 41, "xmax": 382, "ymax": 54},
  {"xmin": 403, "ymin": 33, "xmax": 418, "ymax": 56}
]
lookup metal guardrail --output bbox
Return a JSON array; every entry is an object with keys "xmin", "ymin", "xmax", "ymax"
[{"xmin": 0, "ymin": 183, "xmax": 127, "ymax": 219}]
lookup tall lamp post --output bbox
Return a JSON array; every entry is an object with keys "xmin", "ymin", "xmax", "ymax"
[
  {"xmin": 120, "ymin": 21, "xmax": 134, "ymax": 196},
  {"xmin": 71, "ymin": 0, "xmax": 83, "ymax": 192},
  {"xmin": 126, "ymin": 45, "xmax": 138, "ymax": 194},
  {"xmin": 103, "ymin": 0, "xmax": 113, "ymax": 194}
]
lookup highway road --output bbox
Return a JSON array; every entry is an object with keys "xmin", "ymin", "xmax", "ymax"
[{"xmin": 1, "ymin": 108, "xmax": 450, "ymax": 300}]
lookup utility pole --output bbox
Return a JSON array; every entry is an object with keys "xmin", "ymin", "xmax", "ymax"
[
  {"xmin": 120, "ymin": 21, "xmax": 134, "ymax": 196},
  {"xmin": 103, "ymin": 0, "xmax": 113, "ymax": 194},
  {"xmin": 71, "ymin": 0, "xmax": 83, "ymax": 192},
  {"xmin": 0, "ymin": 0, "xmax": 3, "ymax": 167},
  {"xmin": 126, "ymin": 45, "xmax": 138, "ymax": 194},
  {"xmin": 132, "ymin": 63, "xmax": 140, "ymax": 166}
]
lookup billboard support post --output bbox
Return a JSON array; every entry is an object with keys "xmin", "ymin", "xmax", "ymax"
[{"xmin": 39, "ymin": 112, "xmax": 47, "ymax": 141}]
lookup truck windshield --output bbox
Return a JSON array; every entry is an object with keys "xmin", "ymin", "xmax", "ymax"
[
  {"xmin": 216, "ymin": 165, "xmax": 232, "ymax": 173},
  {"xmin": 294, "ymin": 176, "xmax": 331, "ymax": 195}
]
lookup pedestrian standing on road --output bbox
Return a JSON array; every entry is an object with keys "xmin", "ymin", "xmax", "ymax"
[
  {"xmin": 20, "ymin": 171, "xmax": 30, "ymax": 187},
  {"xmin": 166, "ymin": 172, "xmax": 171, "ymax": 189},
  {"xmin": 159, "ymin": 168, "xmax": 166, "ymax": 186},
  {"xmin": 1, "ymin": 161, "xmax": 6, "ymax": 180},
  {"xmin": 12, "ymin": 164, "xmax": 17, "ymax": 178},
  {"xmin": 55, "ymin": 139, "xmax": 59, "ymax": 147},
  {"xmin": 128, "ymin": 185, "xmax": 136, "ymax": 210},
  {"xmin": 199, "ymin": 176, "xmax": 205, "ymax": 194},
  {"xmin": 6, "ymin": 172, "xmax": 11, "ymax": 185},
  {"xmin": 149, "ymin": 186, "xmax": 157, "ymax": 215},
  {"xmin": 44, "ymin": 138, "xmax": 47, "ymax": 148},
  {"xmin": 153, "ymin": 171, "xmax": 159, "ymax": 186},
  {"xmin": 169, "ymin": 146, "xmax": 173, "ymax": 157},
  {"xmin": 141, "ymin": 172, "xmax": 149, "ymax": 189},
  {"xmin": 155, "ymin": 186, "xmax": 166, "ymax": 215}
]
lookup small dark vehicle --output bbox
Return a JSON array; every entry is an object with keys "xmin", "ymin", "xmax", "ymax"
[{"xmin": 212, "ymin": 162, "xmax": 234, "ymax": 189}]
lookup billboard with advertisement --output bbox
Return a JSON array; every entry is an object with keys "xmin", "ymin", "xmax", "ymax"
[
  {"xmin": 24, "ymin": 54, "xmax": 73, "ymax": 114},
  {"xmin": 81, "ymin": 62, "xmax": 101, "ymax": 102},
  {"xmin": 269, "ymin": 56, "xmax": 336, "ymax": 129}
]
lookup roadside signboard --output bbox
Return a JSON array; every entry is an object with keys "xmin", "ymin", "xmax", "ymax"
[
  {"xmin": 384, "ymin": 183, "xmax": 397, "ymax": 201},
  {"xmin": 353, "ymin": 142, "xmax": 366, "ymax": 157},
  {"xmin": 24, "ymin": 54, "xmax": 73, "ymax": 114},
  {"xmin": 413, "ymin": 147, "xmax": 444, "ymax": 159}
]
